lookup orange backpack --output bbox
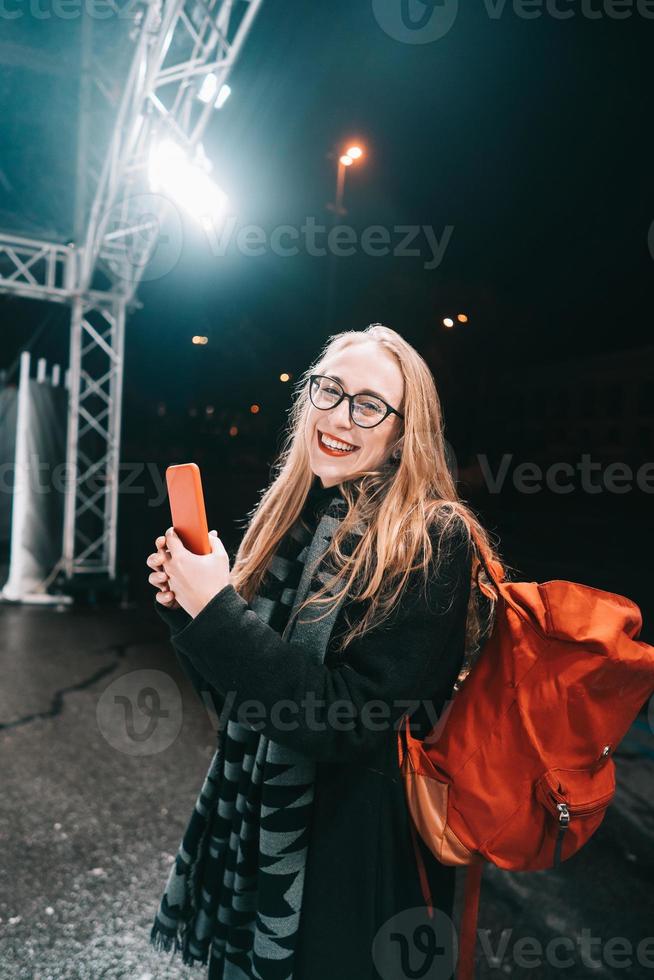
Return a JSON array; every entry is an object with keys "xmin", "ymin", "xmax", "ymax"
[{"xmin": 397, "ymin": 542, "xmax": 654, "ymax": 980}]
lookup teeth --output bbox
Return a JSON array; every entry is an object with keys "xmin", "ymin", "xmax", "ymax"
[{"xmin": 321, "ymin": 433, "xmax": 356, "ymax": 452}]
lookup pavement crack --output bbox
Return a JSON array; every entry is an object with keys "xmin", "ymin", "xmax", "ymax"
[{"xmin": 0, "ymin": 653, "xmax": 125, "ymax": 732}]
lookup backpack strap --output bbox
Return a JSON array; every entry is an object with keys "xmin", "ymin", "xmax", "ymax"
[
  {"xmin": 408, "ymin": 809, "xmax": 435, "ymax": 920},
  {"xmin": 466, "ymin": 528, "xmax": 501, "ymax": 600},
  {"xmin": 456, "ymin": 856, "xmax": 484, "ymax": 980},
  {"xmin": 407, "ymin": 801, "xmax": 484, "ymax": 980}
]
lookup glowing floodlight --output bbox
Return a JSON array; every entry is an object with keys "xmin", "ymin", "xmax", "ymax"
[
  {"xmin": 198, "ymin": 73, "xmax": 218, "ymax": 103},
  {"xmin": 148, "ymin": 138, "xmax": 229, "ymax": 231},
  {"xmin": 215, "ymin": 84, "xmax": 231, "ymax": 109},
  {"xmin": 198, "ymin": 74, "xmax": 232, "ymax": 109}
]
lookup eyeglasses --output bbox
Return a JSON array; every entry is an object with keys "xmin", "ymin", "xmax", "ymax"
[{"xmin": 309, "ymin": 374, "xmax": 404, "ymax": 429}]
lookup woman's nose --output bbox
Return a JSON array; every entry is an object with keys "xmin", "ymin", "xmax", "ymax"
[{"xmin": 329, "ymin": 398, "xmax": 353, "ymax": 429}]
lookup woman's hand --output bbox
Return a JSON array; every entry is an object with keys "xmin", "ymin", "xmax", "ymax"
[
  {"xmin": 147, "ymin": 535, "xmax": 182, "ymax": 609},
  {"xmin": 160, "ymin": 527, "xmax": 231, "ymax": 619}
]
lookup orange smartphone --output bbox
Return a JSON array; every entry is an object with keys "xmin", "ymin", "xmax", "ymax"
[{"xmin": 165, "ymin": 463, "xmax": 211, "ymax": 555}]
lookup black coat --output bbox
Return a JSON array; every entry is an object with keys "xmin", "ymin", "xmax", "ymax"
[{"xmin": 154, "ymin": 497, "xmax": 471, "ymax": 980}]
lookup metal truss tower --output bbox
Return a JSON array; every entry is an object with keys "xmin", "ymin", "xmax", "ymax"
[{"xmin": 0, "ymin": 0, "xmax": 265, "ymax": 587}]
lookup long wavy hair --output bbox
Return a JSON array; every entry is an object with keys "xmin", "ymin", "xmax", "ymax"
[{"xmin": 230, "ymin": 324, "xmax": 509, "ymax": 680}]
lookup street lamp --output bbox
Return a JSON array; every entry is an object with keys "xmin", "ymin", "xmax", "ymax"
[
  {"xmin": 324, "ymin": 142, "xmax": 366, "ymax": 330},
  {"xmin": 327, "ymin": 143, "xmax": 365, "ymax": 218}
]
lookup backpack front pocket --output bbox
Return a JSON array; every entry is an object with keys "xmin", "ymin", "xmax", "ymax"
[{"xmin": 535, "ymin": 761, "xmax": 616, "ymax": 866}]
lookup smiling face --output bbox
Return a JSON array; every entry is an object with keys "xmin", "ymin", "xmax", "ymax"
[{"xmin": 305, "ymin": 342, "xmax": 405, "ymax": 488}]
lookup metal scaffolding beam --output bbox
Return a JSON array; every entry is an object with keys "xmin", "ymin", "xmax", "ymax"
[
  {"xmin": 80, "ymin": 0, "xmax": 265, "ymax": 301},
  {"xmin": 0, "ymin": 233, "xmax": 76, "ymax": 305},
  {"xmin": 63, "ymin": 297, "xmax": 126, "ymax": 578},
  {"xmin": 0, "ymin": 0, "xmax": 265, "ymax": 593}
]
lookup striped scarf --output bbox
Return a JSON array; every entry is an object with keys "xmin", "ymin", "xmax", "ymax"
[{"xmin": 150, "ymin": 484, "xmax": 350, "ymax": 979}]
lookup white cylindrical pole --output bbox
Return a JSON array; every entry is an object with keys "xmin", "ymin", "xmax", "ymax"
[{"xmin": 2, "ymin": 351, "xmax": 31, "ymax": 599}]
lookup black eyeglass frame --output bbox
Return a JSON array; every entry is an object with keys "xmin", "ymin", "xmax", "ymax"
[{"xmin": 308, "ymin": 374, "xmax": 405, "ymax": 429}]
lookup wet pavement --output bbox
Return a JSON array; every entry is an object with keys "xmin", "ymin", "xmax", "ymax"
[{"xmin": 1, "ymin": 595, "xmax": 652, "ymax": 980}]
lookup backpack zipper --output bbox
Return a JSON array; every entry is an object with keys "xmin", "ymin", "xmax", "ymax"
[
  {"xmin": 550, "ymin": 788, "xmax": 615, "ymax": 866},
  {"xmin": 553, "ymin": 802, "xmax": 570, "ymax": 866}
]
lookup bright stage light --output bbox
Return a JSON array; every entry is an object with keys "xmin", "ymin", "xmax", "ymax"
[
  {"xmin": 198, "ymin": 74, "xmax": 232, "ymax": 109},
  {"xmin": 148, "ymin": 138, "xmax": 229, "ymax": 230},
  {"xmin": 198, "ymin": 73, "xmax": 218, "ymax": 103},
  {"xmin": 347, "ymin": 145, "xmax": 363, "ymax": 160},
  {"xmin": 215, "ymin": 84, "xmax": 231, "ymax": 109}
]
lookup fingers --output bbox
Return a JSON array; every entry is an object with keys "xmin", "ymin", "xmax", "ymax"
[
  {"xmin": 165, "ymin": 527, "xmax": 182, "ymax": 553},
  {"xmin": 150, "ymin": 530, "xmax": 181, "ymax": 569},
  {"xmin": 148, "ymin": 538, "xmax": 178, "ymax": 607},
  {"xmin": 148, "ymin": 529, "xmax": 173, "ymax": 567}
]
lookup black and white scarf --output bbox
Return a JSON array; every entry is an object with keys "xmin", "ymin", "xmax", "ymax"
[{"xmin": 150, "ymin": 484, "xmax": 353, "ymax": 979}]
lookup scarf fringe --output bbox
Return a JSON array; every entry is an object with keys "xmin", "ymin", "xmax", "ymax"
[
  {"xmin": 149, "ymin": 808, "xmax": 215, "ymax": 968},
  {"xmin": 149, "ymin": 917, "xmax": 210, "ymax": 968}
]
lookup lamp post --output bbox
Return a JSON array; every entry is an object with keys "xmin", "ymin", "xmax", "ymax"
[
  {"xmin": 327, "ymin": 145, "xmax": 363, "ymax": 218},
  {"xmin": 325, "ymin": 144, "xmax": 364, "ymax": 329}
]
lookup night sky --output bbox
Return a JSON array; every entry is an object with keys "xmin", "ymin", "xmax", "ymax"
[{"xmin": 2, "ymin": 5, "xmax": 652, "ymax": 382}]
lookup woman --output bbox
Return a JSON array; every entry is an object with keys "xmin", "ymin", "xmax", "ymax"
[{"xmin": 146, "ymin": 324, "xmax": 503, "ymax": 980}]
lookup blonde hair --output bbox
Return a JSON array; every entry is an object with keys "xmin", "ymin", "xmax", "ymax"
[{"xmin": 230, "ymin": 324, "xmax": 507, "ymax": 675}]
